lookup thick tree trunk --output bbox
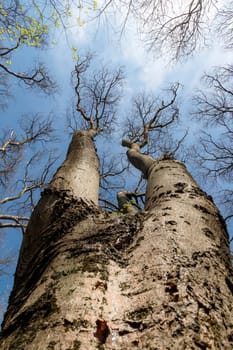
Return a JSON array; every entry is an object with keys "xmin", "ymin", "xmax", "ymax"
[
  {"xmin": 0, "ymin": 137, "xmax": 233, "ymax": 349},
  {"xmin": 51, "ymin": 130, "xmax": 100, "ymax": 203}
]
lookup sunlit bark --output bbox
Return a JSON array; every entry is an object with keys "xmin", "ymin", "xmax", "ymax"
[{"xmin": 0, "ymin": 128, "xmax": 232, "ymax": 349}]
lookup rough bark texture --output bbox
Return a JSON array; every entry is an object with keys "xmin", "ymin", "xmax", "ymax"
[
  {"xmin": 0, "ymin": 137, "xmax": 233, "ymax": 349},
  {"xmin": 10, "ymin": 130, "xmax": 99, "ymax": 299}
]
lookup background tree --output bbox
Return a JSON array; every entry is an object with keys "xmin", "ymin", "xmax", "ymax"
[
  {"xmin": 0, "ymin": 1, "xmax": 55, "ymax": 96},
  {"xmin": 0, "ymin": 115, "xmax": 57, "ymax": 233},
  {"xmin": 99, "ymin": 0, "xmax": 233, "ymax": 59},
  {"xmin": 0, "ymin": 58, "xmax": 232, "ymax": 349},
  {"xmin": 0, "ymin": 115, "xmax": 58, "ymax": 319},
  {"xmin": 0, "ymin": 0, "xmax": 99, "ymax": 107},
  {"xmin": 192, "ymin": 64, "xmax": 233, "ymax": 239}
]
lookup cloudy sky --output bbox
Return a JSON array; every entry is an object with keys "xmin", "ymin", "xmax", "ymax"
[{"xmin": 0, "ymin": 1, "xmax": 232, "ymax": 320}]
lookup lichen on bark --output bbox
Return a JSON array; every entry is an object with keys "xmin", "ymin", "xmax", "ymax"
[{"xmin": 0, "ymin": 130, "xmax": 233, "ymax": 350}]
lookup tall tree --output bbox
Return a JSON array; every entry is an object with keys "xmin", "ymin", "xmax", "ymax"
[
  {"xmin": 0, "ymin": 115, "xmax": 57, "ymax": 233},
  {"xmin": 0, "ymin": 0, "xmax": 98, "ymax": 106},
  {"xmin": 0, "ymin": 0, "xmax": 99, "ymax": 292},
  {"xmin": 193, "ymin": 64, "xmax": 233, "ymax": 236},
  {"xmin": 0, "ymin": 59, "xmax": 232, "ymax": 349},
  {"xmin": 100, "ymin": 0, "xmax": 233, "ymax": 59}
]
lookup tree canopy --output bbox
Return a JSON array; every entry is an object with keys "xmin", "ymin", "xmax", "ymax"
[{"xmin": 99, "ymin": 0, "xmax": 233, "ymax": 60}]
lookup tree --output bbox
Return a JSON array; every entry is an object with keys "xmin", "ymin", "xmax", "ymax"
[
  {"xmin": 192, "ymin": 64, "xmax": 233, "ymax": 237},
  {"xmin": 0, "ymin": 0, "xmax": 99, "ymax": 106},
  {"xmin": 0, "ymin": 0, "xmax": 99, "ymax": 317},
  {"xmin": 0, "ymin": 58, "xmax": 232, "ymax": 349},
  {"xmin": 99, "ymin": 0, "xmax": 233, "ymax": 59},
  {"xmin": 0, "ymin": 115, "xmax": 57, "ymax": 233},
  {"xmin": 0, "ymin": 1, "xmax": 55, "ymax": 97},
  {"xmin": 0, "ymin": 114, "xmax": 58, "ymax": 319}
]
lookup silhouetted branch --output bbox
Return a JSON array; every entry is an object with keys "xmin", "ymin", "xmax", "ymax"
[
  {"xmin": 193, "ymin": 66, "xmax": 233, "ymax": 180},
  {"xmin": 0, "ymin": 116, "xmax": 58, "ymax": 233},
  {"xmin": 71, "ymin": 54, "xmax": 125, "ymax": 134},
  {"xmin": 98, "ymin": 0, "xmax": 220, "ymax": 59},
  {"xmin": 122, "ymin": 83, "xmax": 180, "ymax": 150}
]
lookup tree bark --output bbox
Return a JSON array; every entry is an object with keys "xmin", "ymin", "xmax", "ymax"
[
  {"xmin": 51, "ymin": 130, "xmax": 99, "ymax": 204},
  {"xmin": 0, "ymin": 136, "xmax": 233, "ymax": 349}
]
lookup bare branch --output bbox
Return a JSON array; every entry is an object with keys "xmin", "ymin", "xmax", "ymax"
[
  {"xmin": 98, "ymin": 0, "xmax": 219, "ymax": 59},
  {"xmin": 99, "ymin": 197, "xmax": 119, "ymax": 211},
  {"xmin": 192, "ymin": 65, "xmax": 233, "ymax": 179},
  {"xmin": 0, "ymin": 213, "xmax": 28, "ymax": 232},
  {"xmin": 98, "ymin": 149, "xmax": 128, "ymax": 210},
  {"xmin": 0, "ymin": 183, "xmax": 41, "ymax": 206},
  {"xmin": 0, "ymin": 115, "xmax": 55, "ymax": 187},
  {"xmin": 193, "ymin": 65, "xmax": 233, "ymax": 125},
  {"xmin": 215, "ymin": 1, "xmax": 233, "ymax": 49},
  {"xmin": 0, "ymin": 115, "xmax": 58, "ymax": 234},
  {"xmin": 0, "ymin": 62, "xmax": 56, "ymax": 94},
  {"xmin": 71, "ymin": 54, "xmax": 125, "ymax": 134},
  {"xmin": 192, "ymin": 64, "xmax": 233, "ymax": 231},
  {"xmin": 123, "ymin": 83, "xmax": 180, "ymax": 149}
]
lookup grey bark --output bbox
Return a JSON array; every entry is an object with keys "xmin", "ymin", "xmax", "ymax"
[
  {"xmin": 5, "ymin": 130, "xmax": 99, "ymax": 309},
  {"xmin": 0, "ymin": 132, "xmax": 233, "ymax": 350},
  {"xmin": 51, "ymin": 130, "xmax": 99, "ymax": 203}
]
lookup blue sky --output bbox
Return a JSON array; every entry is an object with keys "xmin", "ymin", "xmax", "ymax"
[{"xmin": 0, "ymin": 2, "xmax": 233, "ymax": 322}]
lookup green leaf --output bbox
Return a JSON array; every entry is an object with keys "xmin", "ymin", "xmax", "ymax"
[
  {"xmin": 93, "ymin": 0, "xmax": 98, "ymax": 11},
  {"xmin": 72, "ymin": 53, "xmax": 79, "ymax": 61}
]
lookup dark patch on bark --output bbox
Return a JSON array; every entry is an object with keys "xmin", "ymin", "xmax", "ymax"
[
  {"xmin": 174, "ymin": 182, "xmax": 188, "ymax": 189},
  {"xmin": 192, "ymin": 251, "xmax": 213, "ymax": 262},
  {"xmin": 162, "ymin": 212, "xmax": 170, "ymax": 216},
  {"xmin": 95, "ymin": 280, "xmax": 108, "ymax": 291},
  {"xmin": 174, "ymin": 182, "xmax": 188, "ymax": 193},
  {"xmin": 158, "ymin": 192, "xmax": 165, "ymax": 198},
  {"xmin": 153, "ymin": 185, "xmax": 164, "ymax": 191},
  {"xmin": 63, "ymin": 318, "xmax": 89, "ymax": 331},
  {"xmin": 66, "ymin": 212, "xmax": 142, "ymax": 269},
  {"xmin": 77, "ymin": 253, "xmax": 109, "ymax": 280},
  {"xmin": 47, "ymin": 341, "xmax": 57, "ymax": 349},
  {"xmin": 217, "ymin": 212, "xmax": 229, "ymax": 239},
  {"xmin": 1, "ymin": 286, "xmax": 58, "ymax": 349},
  {"xmin": 225, "ymin": 276, "xmax": 233, "ymax": 295},
  {"xmin": 201, "ymin": 227, "xmax": 214, "ymax": 238},
  {"xmin": 170, "ymin": 193, "xmax": 181, "ymax": 198},
  {"xmin": 131, "ymin": 339, "xmax": 140, "ymax": 346},
  {"xmin": 125, "ymin": 320, "xmax": 144, "ymax": 330},
  {"xmin": 94, "ymin": 319, "xmax": 110, "ymax": 344},
  {"xmin": 3, "ymin": 190, "xmax": 100, "ymax": 330},
  {"xmin": 166, "ymin": 220, "xmax": 177, "ymax": 226},
  {"xmin": 126, "ymin": 306, "xmax": 153, "ymax": 330},
  {"xmin": 165, "ymin": 282, "xmax": 179, "ymax": 301},
  {"xmin": 194, "ymin": 338, "xmax": 209, "ymax": 349},
  {"xmin": 67, "ymin": 340, "xmax": 82, "ymax": 350},
  {"xmin": 193, "ymin": 204, "xmax": 211, "ymax": 215},
  {"xmin": 184, "ymin": 220, "xmax": 191, "ymax": 225}
]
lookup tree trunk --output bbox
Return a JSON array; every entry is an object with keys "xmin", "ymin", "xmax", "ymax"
[{"xmin": 0, "ymin": 136, "xmax": 233, "ymax": 349}]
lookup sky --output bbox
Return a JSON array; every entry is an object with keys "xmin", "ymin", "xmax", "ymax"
[{"xmin": 0, "ymin": 1, "xmax": 233, "ymax": 322}]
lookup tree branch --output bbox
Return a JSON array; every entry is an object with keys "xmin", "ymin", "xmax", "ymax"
[{"xmin": 71, "ymin": 54, "xmax": 124, "ymax": 134}]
